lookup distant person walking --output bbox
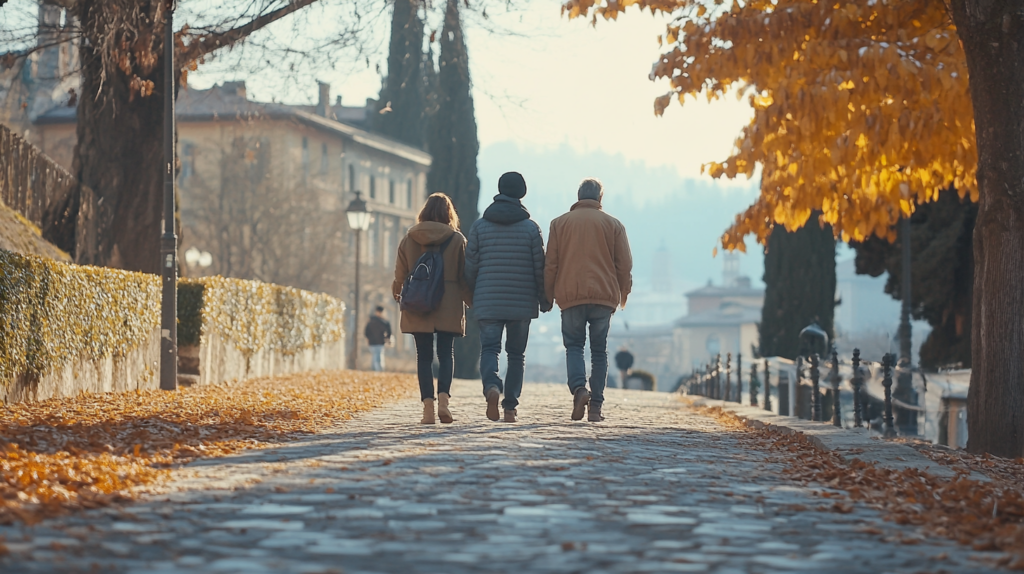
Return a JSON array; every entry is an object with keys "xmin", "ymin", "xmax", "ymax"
[
  {"xmin": 465, "ymin": 172, "xmax": 550, "ymax": 423},
  {"xmin": 393, "ymin": 193, "xmax": 473, "ymax": 425},
  {"xmin": 364, "ymin": 306, "xmax": 392, "ymax": 372},
  {"xmin": 544, "ymin": 178, "xmax": 632, "ymax": 422}
]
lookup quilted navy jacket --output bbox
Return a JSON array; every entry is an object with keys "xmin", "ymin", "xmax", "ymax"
[{"xmin": 465, "ymin": 195, "xmax": 548, "ymax": 321}]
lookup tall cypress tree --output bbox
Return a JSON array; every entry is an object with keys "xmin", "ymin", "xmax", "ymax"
[
  {"xmin": 759, "ymin": 220, "xmax": 837, "ymax": 359},
  {"xmin": 374, "ymin": 0, "xmax": 427, "ymax": 148},
  {"xmin": 853, "ymin": 189, "xmax": 976, "ymax": 369},
  {"xmin": 427, "ymin": 0, "xmax": 480, "ymax": 223},
  {"xmin": 427, "ymin": 0, "xmax": 481, "ymax": 377}
]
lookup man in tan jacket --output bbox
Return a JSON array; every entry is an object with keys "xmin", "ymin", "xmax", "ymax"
[{"xmin": 544, "ymin": 178, "xmax": 632, "ymax": 422}]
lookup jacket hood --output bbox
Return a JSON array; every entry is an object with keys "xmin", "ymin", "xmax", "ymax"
[
  {"xmin": 570, "ymin": 199, "xmax": 603, "ymax": 212},
  {"xmin": 483, "ymin": 194, "xmax": 531, "ymax": 224},
  {"xmin": 408, "ymin": 221, "xmax": 456, "ymax": 245}
]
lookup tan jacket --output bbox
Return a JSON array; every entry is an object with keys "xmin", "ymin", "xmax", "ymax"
[
  {"xmin": 393, "ymin": 222, "xmax": 473, "ymax": 335},
  {"xmin": 544, "ymin": 199, "xmax": 633, "ymax": 311}
]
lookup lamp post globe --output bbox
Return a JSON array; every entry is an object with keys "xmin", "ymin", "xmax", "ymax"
[
  {"xmin": 346, "ymin": 191, "xmax": 371, "ymax": 231},
  {"xmin": 345, "ymin": 191, "xmax": 371, "ymax": 370}
]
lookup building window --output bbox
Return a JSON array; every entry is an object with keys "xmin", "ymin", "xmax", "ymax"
[
  {"xmin": 180, "ymin": 142, "xmax": 195, "ymax": 183},
  {"xmin": 389, "ymin": 179, "xmax": 395, "ymax": 204},
  {"xmin": 301, "ymin": 137, "xmax": 309, "ymax": 182},
  {"xmin": 369, "ymin": 175, "xmax": 376, "ymax": 199},
  {"xmin": 348, "ymin": 164, "xmax": 356, "ymax": 193},
  {"xmin": 320, "ymin": 143, "xmax": 328, "ymax": 174},
  {"xmin": 366, "ymin": 215, "xmax": 378, "ymax": 267},
  {"xmin": 406, "ymin": 179, "xmax": 413, "ymax": 208},
  {"xmin": 383, "ymin": 216, "xmax": 395, "ymax": 269},
  {"xmin": 706, "ymin": 334, "xmax": 721, "ymax": 358}
]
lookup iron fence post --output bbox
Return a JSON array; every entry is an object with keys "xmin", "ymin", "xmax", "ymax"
[
  {"xmin": 725, "ymin": 353, "xmax": 732, "ymax": 402},
  {"xmin": 810, "ymin": 354, "xmax": 822, "ymax": 422},
  {"xmin": 763, "ymin": 358, "xmax": 772, "ymax": 412},
  {"xmin": 737, "ymin": 352, "xmax": 743, "ymax": 403},
  {"xmin": 882, "ymin": 353, "xmax": 897, "ymax": 437},
  {"xmin": 715, "ymin": 354, "xmax": 722, "ymax": 400},
  {"xmin": 852, "ymin": 348, "xmax": 863, "ymax": 428},
  {"xmin": 750, "ymin": 362, "xmax": 758, "ymax": 407},
  {"xmin": 830, "ymin": 349, "xmax": 841, "ymax": 427}
]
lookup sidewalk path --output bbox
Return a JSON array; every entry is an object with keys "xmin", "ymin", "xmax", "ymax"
[{"xmin": 1, "ymin": 381, "xmax": 988, "ymax": 573}]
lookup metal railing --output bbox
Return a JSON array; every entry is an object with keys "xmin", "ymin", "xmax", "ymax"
[{"xmin": 682, "ymin": 349, "xmax": 927, "ymax": 437}]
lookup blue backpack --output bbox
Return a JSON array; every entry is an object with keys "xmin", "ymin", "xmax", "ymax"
[{"xmin": 400, "ymin": 234, "xmax": 455, "ymax": 313}]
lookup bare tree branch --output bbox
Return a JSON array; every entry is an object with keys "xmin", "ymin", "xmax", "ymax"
[{"xmin": 180, "ymin": 0, "xmax": 323, "ymax": 63}]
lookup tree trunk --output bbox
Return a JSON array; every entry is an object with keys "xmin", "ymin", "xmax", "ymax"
[
  {"xmin": 72, "ymin": 0, "xmax": 166, "ymax": 274},
  {"xmin": 951, "ymin": 1, "xmax": 1024, "ymax": 457}
]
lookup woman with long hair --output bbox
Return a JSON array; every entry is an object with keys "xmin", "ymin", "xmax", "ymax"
[{"xmin": 393, "ymin": 192, "xmax": 472, "ymax": 424}]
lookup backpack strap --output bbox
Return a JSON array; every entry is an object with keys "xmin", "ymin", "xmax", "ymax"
[{"xmin": 435, "ymin": 233, "xmax": 456, "ymax": 253}]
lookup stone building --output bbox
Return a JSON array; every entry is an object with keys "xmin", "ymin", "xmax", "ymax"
[
  {"xmin": 671, "ymin": 262, "xmax": 764, "ymax": 378},
  {"xmin": 28, "ymin": 81, "xmax": 430, "ymax": 371}
]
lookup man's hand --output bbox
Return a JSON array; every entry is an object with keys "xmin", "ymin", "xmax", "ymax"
[{"xmin": 540, "ymin": 299, "xmax": 553, "ymax": 313}]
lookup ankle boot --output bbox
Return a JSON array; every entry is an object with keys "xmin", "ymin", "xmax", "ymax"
[
  {"xmin": 421, "ymin": 399, "xmax": 436, "ymax": 424},
  {"xmin": 437, "ymin": 393, "xmax": 453, "ymax": 424}
]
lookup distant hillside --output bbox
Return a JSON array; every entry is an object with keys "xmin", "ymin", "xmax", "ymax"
[
  {"xmin": 0, "ymin": 202, "xmax": 70, "ymax": 262},
  {"xmin": 479, "ymin": 142, "xmax": 763, "ymax": 293}
]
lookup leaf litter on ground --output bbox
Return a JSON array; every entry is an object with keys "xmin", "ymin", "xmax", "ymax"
[
  {"xmin": 0, "ymin": 370, "xmax": 414, "ymax": 525},
  {"xmin": 699, "ymin": 405, "xmax": 1024, "ymax": 570}
]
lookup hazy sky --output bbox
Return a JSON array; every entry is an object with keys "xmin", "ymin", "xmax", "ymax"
[{"xmin": 187, "ymin": 0, "xmax": 756, "ymax": 183}]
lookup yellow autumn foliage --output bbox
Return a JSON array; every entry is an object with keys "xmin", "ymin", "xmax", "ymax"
[{"xmin": 563, "ymin": 0, "xmax": 975, "ymax": 248}]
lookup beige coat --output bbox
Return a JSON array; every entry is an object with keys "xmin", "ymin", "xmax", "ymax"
[
  {"xmin": 393, "ymin": 222, "xmax": 473, "ymax": 335},
  {"xmin": 544, "ymin": 199, "xmax": 633, "ymax": 311}
]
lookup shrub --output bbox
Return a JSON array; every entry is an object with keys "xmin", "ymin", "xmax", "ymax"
[
  {"xmin": 627, "ymin": 369, "xmax": 657, "ymax": 391},
  {"xmin": 0, "ymin": 250, "xmax": 345, "ymax": 393},
  {"xmin": 0, "ymin": 250, "xmax": 160, "ymax": 389},
  {"xmin": 178, "ymin": 277, "xmax": 345, "ymax": 357}
]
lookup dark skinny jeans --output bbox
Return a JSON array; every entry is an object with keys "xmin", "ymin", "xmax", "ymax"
[{"xmin": 413, "ymin": 332, "xmax": 456, "ymax": 401}]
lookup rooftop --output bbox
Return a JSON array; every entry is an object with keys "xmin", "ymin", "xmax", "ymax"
[
  {"xmin": 35, "ymin": 82, "xmax": 431, "ymax": 166},
  {"xmin": 685, "ymin": 283, "xmax": 765, "ymax": 299},
  {"xmin": 674, "ymin": 301, "xmax": 762, "ymax": 328}
]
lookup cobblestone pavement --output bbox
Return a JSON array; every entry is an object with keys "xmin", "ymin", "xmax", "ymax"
[{"xmin": 1, "ymin": 381, "xmax": 992, "ymax": 573}]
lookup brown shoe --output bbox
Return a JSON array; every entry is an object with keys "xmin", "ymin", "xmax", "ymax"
[
  {"xmin": 437, "ymin": 392, "xmax": 454, "ymax": 424},
  {"xmin": 504, "ymin": 409, "xmax": 518, "ymax": 423},
  {"xmin": 421, "ymin": 399, "xmax": 436, "ymax": 424},
  {"xmin": 571, "ymin": 387, "xmax": 590, "ymax": 421},
  {"xmin": 485, "ymin": 387, "xmax": 501, "ymax": 421},
  {"xmin": 588, "ymin": 402, "xmax": 604, "ymax": 422}
]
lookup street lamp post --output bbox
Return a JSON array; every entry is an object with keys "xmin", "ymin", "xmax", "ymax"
[
  {"xmin": 895, "ymin": 214, "xmax": 918, "ymax": 434},
  {"xmin": 345, "ymin": 191, "xmax": 371, "ymax": 370},
  {"xmin": 159, "ymin": 0, "xmax": 177, "ymax": 392}
]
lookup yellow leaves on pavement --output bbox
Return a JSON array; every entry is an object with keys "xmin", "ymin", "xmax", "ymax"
[
  {"xmin": 0, "ymin": 370, "xmax": 414, "ymax": 525},
  {"xmin": 704, "ymin": 406, "xmax": 1024, "ymax": 567}
]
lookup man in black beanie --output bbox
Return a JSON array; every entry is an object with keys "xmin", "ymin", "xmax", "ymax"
[{"xmin": 464, "ymin": 171, "xmax": 551, "ymax": 423}]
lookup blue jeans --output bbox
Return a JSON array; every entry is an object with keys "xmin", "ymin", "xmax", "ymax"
[
  {"xmin": 479, "ymin": 319, "xmax": 531, "ymax": 411},
  {"xmin": 369, "ymin": 345, "xmax": 385, "ymax": 372},
  {"xmin": 561, "ymin": 304, "xmax": 613, "ymax": 406}
]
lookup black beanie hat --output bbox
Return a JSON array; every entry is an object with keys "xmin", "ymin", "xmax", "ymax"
[{"xmin": 498, "ymin": 171, "xmax": 527, "ymax": 199}]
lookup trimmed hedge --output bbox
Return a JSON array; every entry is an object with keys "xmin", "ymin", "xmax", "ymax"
[
  {"xmin": 178, "ymin": 277, "xmax": 345, "ymax": 357},
  {"xmin": 0, "ymin": 250, "xmax": 160, "ymax": 388},
  {"xmin": 0, "ymin": 250, "xmax": 345, "ymax": 392}
]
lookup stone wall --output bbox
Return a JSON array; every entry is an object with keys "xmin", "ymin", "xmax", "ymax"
[
  {"xmin": 1, "ymin": 250, "xmax": 347, "ymax": 404},
  {"xmin": 176, "ymin": 276, "xmax": 347, "ymax": 387},
  {"xmin": 1, "ymin": 328, "xmax": 160, "ymax": 403},
  {"xmin": 178, "ymin": 332, "xmax": 345, "ymax": 387}
]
